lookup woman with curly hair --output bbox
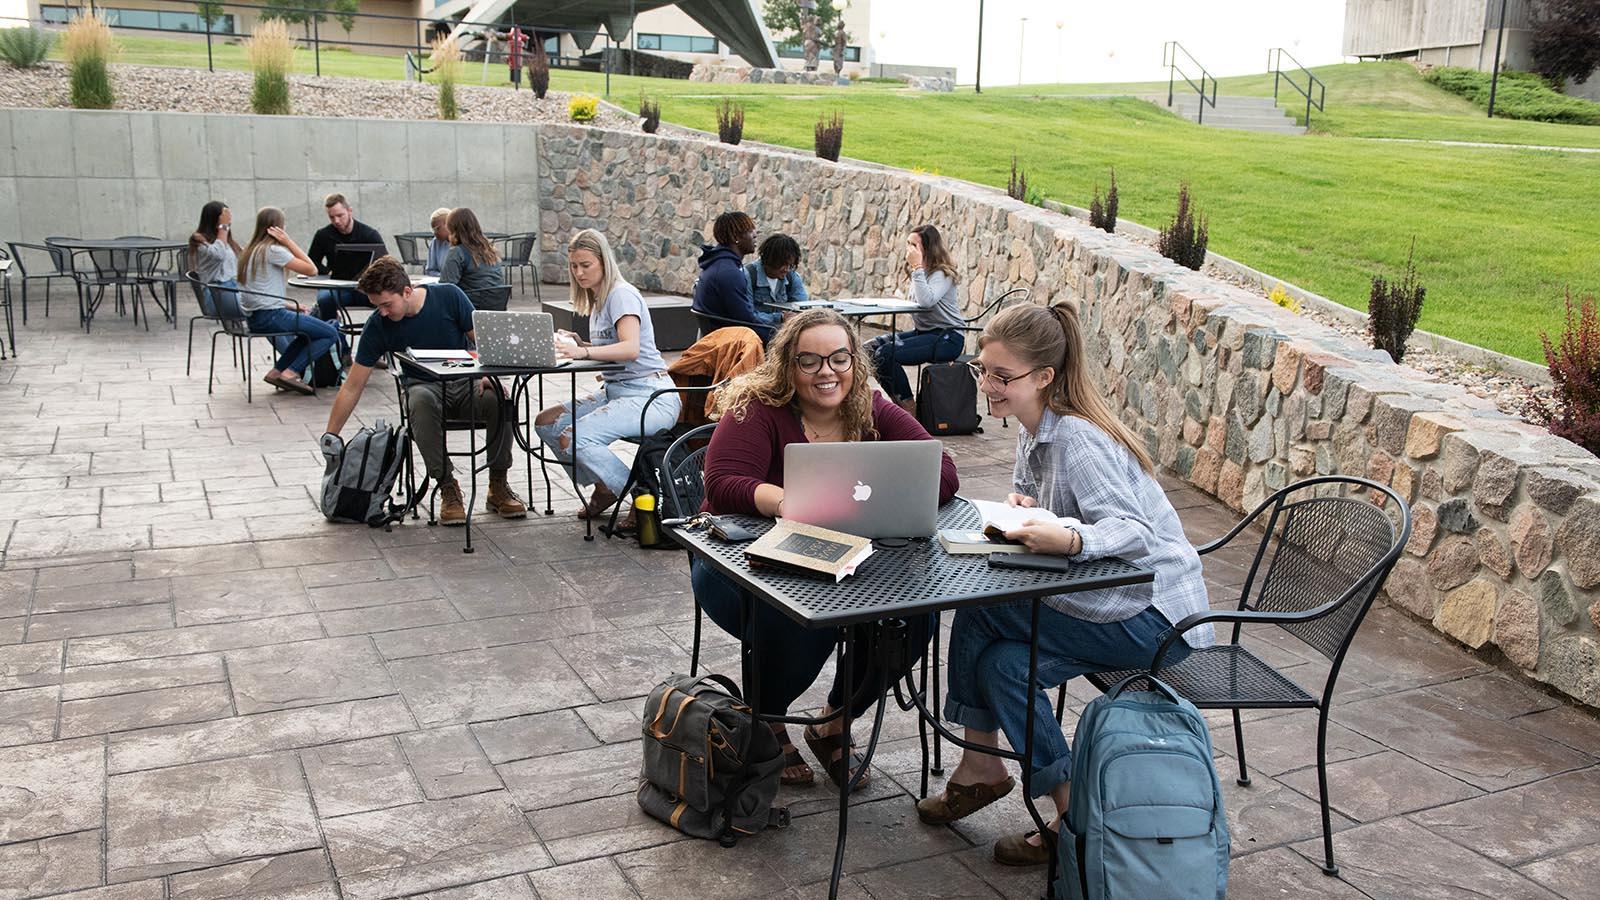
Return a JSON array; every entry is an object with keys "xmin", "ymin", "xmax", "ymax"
[{"xmin": 696, "ymin": 308, "xmax": 960, "ymax": 789}]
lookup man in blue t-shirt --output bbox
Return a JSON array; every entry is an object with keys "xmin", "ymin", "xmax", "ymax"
[{"xmin": 323, "ymin": 257, "xmax": 525, "ymax": 525}]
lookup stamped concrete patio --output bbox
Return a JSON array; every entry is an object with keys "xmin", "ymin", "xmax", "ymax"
[{"xmin": 2, "ymin": 285, "xmax": 1598, "ymax": 900}]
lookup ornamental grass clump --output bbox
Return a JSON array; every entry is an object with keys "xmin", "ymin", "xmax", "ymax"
[
  {"xmin": 0, "ymin": 27, "xmax": 54, "ymax": 68},
  {"xmin": 1535, "ymin": 290, "xmax": 1600, "ymax": 456},
  {"xmin": 814, "ymin": 111, "xmax": 843, "ymax": 161},
  {"xmin": 1369, "ymin": 240, "xmax": 1426, "ymax": 363},
  {"xmin": 246, "ymin": 19, "xmax": 294, "ymax": 116},
  {"xmin": 63, "ymin": 13, "xmax": 116, "ymax": 110},
  {"xmin": 1006, "ymin": 154, "xmax": 1028, "ymax": 202},
  {"xmin": 568, "ymin": 94, "xmax": 599, "ymax": 123},
  {"xmin": 431, "ymin": 36, "xmax": 461, "ymax": 120},
  {"xmin": 639, "ymin": 96, "xmax": 660, "ymax": 133},
  {"xmin": 1158, "ymin": 183, "xmax": 1209, "ymax": 270},
  {"xmin": 528, "ymin": 40, "xmax": 549, "ymax": 99},
  {"xmin": 717, "ymin": 98, "xmax": 744, "ymax": 144}
]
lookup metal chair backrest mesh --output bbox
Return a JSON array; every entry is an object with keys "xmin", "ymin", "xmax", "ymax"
[
  {"xmin": 185, "ymin": 271, "xmax": 217, "ymax": 317},
  {"xmin": 207, "ymin": 282, "xmax": 253, "ymax": 337},
  {"xmin": 1246, "ymin": 482, "xmax": 1403, "ymax": 661},
  {"xmin": 660, "ymin": 424, "xmax": 715, "ymax": 519},
  {"xmin": 393, "ymin": 234, "xmax": 428, "ymax": 268},
  {"xmin": 502, "ymin": 234, "xmax": 535, "ymax": 264},
  {"xmin": 466, "ymin": 285, "xmax": 511, "ymax": 312}
]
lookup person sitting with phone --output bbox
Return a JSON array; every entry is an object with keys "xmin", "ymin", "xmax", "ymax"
[
  {"xmin": 912, "ymin": 302, "xmax": 1213, "ymax": 868},
  {"xmin": 695, "ymin": 308, "xmax": 959, "ymax": 790}
]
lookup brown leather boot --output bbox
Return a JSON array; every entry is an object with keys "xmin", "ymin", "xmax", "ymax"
[
  {"xmin": 487, "ymin": 471, "xmax": 527, "ymax": 519},
  {"xmin": 438, "ymin": 479, "xmax": 467, "ymax": 526}
]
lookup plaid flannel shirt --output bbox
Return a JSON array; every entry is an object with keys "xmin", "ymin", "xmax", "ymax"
[{"xmin": 1013, "ymin": 410, "xmax": 1214, "ymax": 647}]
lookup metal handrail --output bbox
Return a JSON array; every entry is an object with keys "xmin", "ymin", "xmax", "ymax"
[
  {"xmin": 1268, "ymin": 46, "xmax": 1326, "ymax": 127},
  {"xmin": 1162, "ymin": 41, "xmax": 1217, "ymax": 124}
]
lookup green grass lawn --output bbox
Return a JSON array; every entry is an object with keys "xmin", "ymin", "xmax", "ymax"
[{"xmin": 43, "ymin": 37, "xmax": 1600, "ymax": 360}]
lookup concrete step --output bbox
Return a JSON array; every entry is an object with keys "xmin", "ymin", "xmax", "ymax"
[{"xmin": 1148, "ymin": 94, "xmax": 1308, "ymax": 135}]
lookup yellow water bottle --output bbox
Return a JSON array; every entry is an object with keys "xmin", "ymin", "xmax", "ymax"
[{"xmin": 634, "ymin": 493, "xmax": 662, "ymax": 548}]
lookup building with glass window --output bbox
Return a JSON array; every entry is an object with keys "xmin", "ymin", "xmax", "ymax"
[{"xmin": 628, "ymin": 1, "xmax": 875, "ymax": 75}]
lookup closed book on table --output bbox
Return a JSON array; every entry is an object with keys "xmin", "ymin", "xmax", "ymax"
[
  {"xmin": 938, "ymin": 529, "xmax": 1029, "ymax": 555},
  {"xmin": 746, "ymin": 520, "xmax": 874, "ymax": 582}
]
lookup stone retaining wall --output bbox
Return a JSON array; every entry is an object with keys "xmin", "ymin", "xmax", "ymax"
[
  {"xmin": 688, "ymin": 65, "xmax": 851, "ymax": 87},
  {"xmin": 536, "ymin": 122, "xmax": 1600, "ymax": 707}
]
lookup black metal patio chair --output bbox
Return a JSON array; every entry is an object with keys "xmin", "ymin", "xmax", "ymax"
[
  {"xmin": 6, "ymin": 241, "xmax": 74, "ymax": 324},
  {"xmin": 203, "ymin": 282, "xmax": 322, "ymax": 403},
  {"xmin": 497, "ymin": 232, "xmax": 540, "ymax": 300},
  {"xmin": 0, "ymin": 245, "xmax": 13, "ymax": 359},
  {"xmin": 660, "ymin": 423, "xmax": 717, "ymax": 675},
  {"xmin": 392, "ymin": 232, "xmax": 432, "ymax": 271},
  {"xmin": 1083, "ymin": 475, "xmax": 1411, "ymax": 877}
]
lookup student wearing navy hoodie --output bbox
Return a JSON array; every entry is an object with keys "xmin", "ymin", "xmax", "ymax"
[{"xmin": 692, "ymin": 211, "xmax": 782, "ymax": 342}]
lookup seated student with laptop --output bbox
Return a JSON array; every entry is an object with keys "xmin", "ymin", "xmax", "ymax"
[
  {"xmin": 696, "ymin": 308, "xmax": 959, "ymax": 789},
  {"xmin": 322, "ymin": 256, "xmax": 527, "ymax": 527},
  {"xmin": 914, "ymin": 302, "xmax": 1212, "ymax": 868},
  {"xmin": 308, "ymin": 192, "xmax": 387, "ymax": 322}
]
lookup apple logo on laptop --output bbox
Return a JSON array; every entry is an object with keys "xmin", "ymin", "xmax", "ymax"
[
  {"xmin": 852, "ymin": 481, "xmax": 872, "ymax": 502},
  {"xmin": 508, "ymin": 334, "xmax": 521, "ymax": 345}
]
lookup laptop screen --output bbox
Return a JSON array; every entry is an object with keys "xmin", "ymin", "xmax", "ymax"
[{"xmin": 332, "ymin": 243, "xmax": 385, "ymax": 281}]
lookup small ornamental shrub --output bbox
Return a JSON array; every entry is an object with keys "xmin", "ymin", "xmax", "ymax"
[
  {"xmin": 1007, "ymin": 154, "xmax": 1028, "ymax": 202},
  {"xmin": 639, "ymin": 96, "xmax": 660, "ymax": 133},
  {"xmin": 1535, "ymin": 290, "xmax": 1600, "ymax": 455},
  {"xmin": 431, "ymin": 36, "xmax": 461, "ymax": 120},
  {"xmin": 716, "ymin": 98, "xmax": 744, "ymax": 144},
  {"xmin": 528, "ymin": 40, "xmax": 549, "ymax": 99},
  {"xmin": 814, "ymin": 111, "xmax": 843, "ymax": 161},
  {"xmin": 568, "ymin": 94, "xmax": 599, "ymax": 123},
  {"xmin": 1269, "ymin": 283, "xmax": 1302, "ymax": 314},
  {"xmin": 1423, "ymin": 65, "xmax": 1600, "ymax": 125},
  {"xmin": 64, "ymin": 13, "xmax": 117, "ymax": 110},
  {"xmin": 246, "ymin": 19, "xmax": 293, "ymax": 116},
  {"xmin": 0, "ymin": 27, "xmax": 54, "ymax": 68},
  {"xmin": 1369, "ymin": 240, "xmax": 1427, "ymax": 363},
  {"xmin": 1090, "ymin": 168, "xmax": 1119, "ymax": 233},
  {"xmin": 1158, "ymin": 183, "xmax": 1209, "ymax": 270}
]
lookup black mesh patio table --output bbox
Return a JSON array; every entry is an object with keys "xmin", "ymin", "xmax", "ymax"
[{"xmin": 669, "ymin": 499, "xmax": 1153, "ymax": 900}]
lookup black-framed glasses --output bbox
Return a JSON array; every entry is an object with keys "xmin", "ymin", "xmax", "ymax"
[
  {"xmin": 795, "ymin": 349, "xmax": 854, "ymax": 375},
  {"xmin": 967, "ymin": 361, "xmax": 1041, "ymax": 389}
]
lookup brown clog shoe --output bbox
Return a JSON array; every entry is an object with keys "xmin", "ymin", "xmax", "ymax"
[
  {"xmin": 915, "ymin": 776, "xmax": 1015, "ymax": 825},
  {"xmin": 993, "ymin": 830, "xmax": 1051, "ymax": 867}
]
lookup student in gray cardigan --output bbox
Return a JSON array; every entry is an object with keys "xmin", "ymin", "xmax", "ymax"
[
  {"xmin": 438, "ymin": 207, "xmax": 506, "ymax": 301},
  {"xmin": 867, "ymin": 224, "xmax": 966, "ymax": 408}
]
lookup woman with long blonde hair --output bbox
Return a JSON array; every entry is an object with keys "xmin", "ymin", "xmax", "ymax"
[
  {"xmin": 913, "ymin": 301, "xmax": 1212, "ymax": 868},
  {"xmin": 235, "ymin": 206, "xmax": 339, "ymax": 396},
  {"xmin": 534, "ymin": 229, "xmax": 678, "ymax": 516},
  {"xmin": 697, "ymin": 308, "xmax": 960, "ymax": 789}
]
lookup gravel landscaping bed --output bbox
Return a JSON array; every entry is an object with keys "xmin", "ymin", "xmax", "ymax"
[{"xmin": 0, "ymin": 60, "xmax": 637, "ymax": 128}]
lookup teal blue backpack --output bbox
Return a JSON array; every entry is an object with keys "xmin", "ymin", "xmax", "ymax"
[{"xmin": 1055, "ymin": 674, "xmax": 1229, "ymax": 900}]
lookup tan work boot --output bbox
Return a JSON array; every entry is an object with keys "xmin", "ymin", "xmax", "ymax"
[
  {"xmin": 487, "ymin": 471, "xmax": 527, "ymax": 519},
  {"xmin": 437, "ymin": 479, "xmax": 467, "ymax": 526}
]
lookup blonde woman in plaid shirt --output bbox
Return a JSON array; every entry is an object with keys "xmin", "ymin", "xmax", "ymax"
[{"xmin": 914, "ymin": 301, "xmax": 1213, "ymax": 868}]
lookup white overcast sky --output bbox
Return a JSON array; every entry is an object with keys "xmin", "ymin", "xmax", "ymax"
[{"xmin": 865, "ymin": 0, "xmax": 1350, "ymax": 84}]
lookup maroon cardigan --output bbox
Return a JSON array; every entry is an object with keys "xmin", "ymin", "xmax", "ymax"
[{"xmin": 702, "ymin": 392, "xmax": 961, "ymax": 515}]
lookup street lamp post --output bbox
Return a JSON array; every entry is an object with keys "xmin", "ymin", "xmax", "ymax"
[
  {"xmin": 975, "ymin": 0, "xmax": 985, "ymax": 93},
  {"xmin": 1018, "ymin": 17, "xmax": 1027, "ymax": 85},
  {"xmin": 1487, "ymin": 0, "xmax": 1509, "ymax": 118}
]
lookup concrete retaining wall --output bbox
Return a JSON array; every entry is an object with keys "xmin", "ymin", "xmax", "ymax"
[
  {"xmin": 0, "ymin": 108, "xmax": 539, "ymax": 251},
  {"xmin": 536, "ymin": 123, "xmax": 1600, "ymax": 707}
]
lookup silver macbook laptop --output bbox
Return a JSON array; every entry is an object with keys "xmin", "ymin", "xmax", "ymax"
[
  {"xmin": 473, "ymin": 310, "xmax": 559, "ymax": 367},
  {"xmin": 782, "ymin": 441, "xmax": 942, "ymax": 539}
]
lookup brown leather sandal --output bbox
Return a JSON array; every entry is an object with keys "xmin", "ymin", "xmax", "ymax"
[
  {"xmin": 779, "ymin": 746, "xmax": 815, "ymax": 786},
  {"xmin": 915, "ymin": 775, "xmax": 1016, "ymax": 824},
  {"xmin": 993, "ymin": 830, "xmax": 1051, "ymax": 867},
  {"xmin": 803, "ymin": 725, "xmax": 870, "ymax": 792},
  {"xmin": 577, "ymin": 486, "xmax": 619, "ymax": 520}
]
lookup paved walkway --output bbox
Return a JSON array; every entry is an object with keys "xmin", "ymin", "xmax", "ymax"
[{"xmin": 1, "ymin": 283, "xmax": 1598, "ymax": 900}]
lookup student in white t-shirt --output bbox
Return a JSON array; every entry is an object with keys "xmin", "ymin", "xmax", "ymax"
[
  {"xmin": 534, "ymin": 229, "xmax": 680, "ymax": 518},
  {"xmin": 236, "ymin": 206, "xmax": 341, "ymax": 396}
]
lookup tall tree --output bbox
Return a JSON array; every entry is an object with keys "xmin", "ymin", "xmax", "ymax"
[
  {"xmin": 1531, "ymin": 0, "xmax": 1600, "ymax": 86},
  {"xmin": 332, "ymin": 0, "xmax": 359, "ymax": 36},
  {"xmin": 259, "ymin": 0, "xmax": 329, "ymax": 40}
]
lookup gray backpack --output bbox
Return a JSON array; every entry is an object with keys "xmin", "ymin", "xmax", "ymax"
[
  {"xmin": 318, "ymin": 422, "xmax": 422, "ymax": 528},
  {"xmin": 1056, "ymin": 673, "xmax": 1229, "ymax": 900},
  {"xmin": 636, "ymin": 673, "xmax": 789, "ymax": 844}
]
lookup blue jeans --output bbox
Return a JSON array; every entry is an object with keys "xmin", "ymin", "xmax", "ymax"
[
  {"xmin": 314, "ymin": 287, "xmax": 370, "ymax": 322},
  {"xmin": 868, "ymin": 329, "xmax": 964, "ymax": 402},
  {"xmin": 944, "ymin": 601, "xmax": 1190, "ymax": 796},
  {"xmin": 246, "ymin": 307, "xmax": 340, "ymax": 376},
  {"xmin": 535, "ymin": 375, "xmax": 681, "ymax": 494},
  {"xmin": 692, "ymin": 558, "xmax": 933, "ymax": 717}
]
